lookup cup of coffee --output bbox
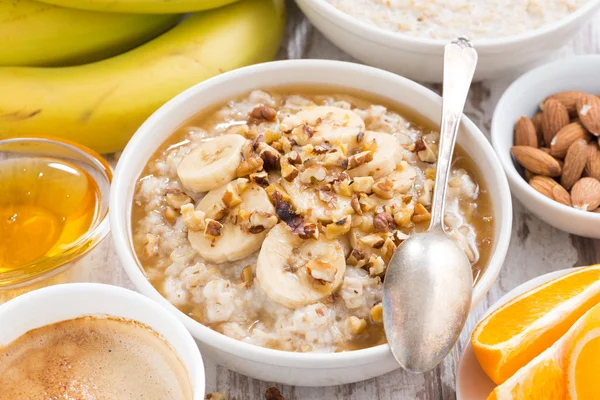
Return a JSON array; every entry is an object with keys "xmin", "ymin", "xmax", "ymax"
[{"xmin": 0, "ymin": 283, "xmax": 205, "ymax": 399}]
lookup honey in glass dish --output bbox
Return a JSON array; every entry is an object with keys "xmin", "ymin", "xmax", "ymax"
[{"xmin": 0, "ymin": 157, "xmax": 100, "ymax": 273}]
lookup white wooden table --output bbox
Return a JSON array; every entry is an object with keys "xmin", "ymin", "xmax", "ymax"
[{"xmin": 69, "ymin": 3, "xmax": 600, "ymax": 399}]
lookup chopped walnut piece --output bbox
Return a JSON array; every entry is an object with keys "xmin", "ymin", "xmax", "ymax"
[
  {"xmin": 247, "ymin": 211, "xmax": 277, "ymax": 234},
  {"xmin": 281, "ymin": 159, "xmax": 299, "ymax": 182},
  {"xmin": 204, "ymin": 219, "xmax": 223, "ymax": 238},
  {"xmin": 347, "ymin": 248, "xmax": 366, "ymax": 266},
  {"xmin": 418, "ymin": 178, "xmax": 435, "ymax": 206},
  {"xmin": 287, "ymin": 150, "xmax": 302, "ymax": 165},
  {"xmin": 373, "ymin": 212, "xmax": 393, "ymax": 232},
  {"xmin": 350, "ymin": 195, "xmax": 362, "ymax": 215},
  {"xmin": 257, "ymin": 143, "xmax": 281, "ymax": 171},
  {"xmin": 306, "ymin": 260, "xmax": 337, "ymax": 283},
  {"xmin": 222, "ymin": 184, "xmax": 242, "ymax": 208},
  {"xmin": 346, "ymin": 316, "xmax": 367, "ymax": 335},
  {"xmin": 205, "ymin": 392, "xmax": 227, "ymax": 400},
  {"xmin": 368, "ymin": 254, "xmax": 386, "ymax": 276},
  {"xmin": 264, "ymin": 129, "xmax": 282, "ymax": 144},
  {"xmin": 265, "ymin": 387, "xmax": 285, "ymax": 400},
  {"xmin": 418, "ymin": 141, "xmax": 438, "ymax": 163},
  {"xmin": 325, "ymin": 217, "xmax": 351, "ymax": 239},
  {"xmin": 298, "ymin": 223, "xmax": 319, "ymax": 240},
  {"xmin": 360, "ymin": 233, "xmax": 385, "ymax": 249},
  {"xmin": 372, "ymin": 178, "xmax": 394, "ymax": 200},
  {"xmin": 370, "ymin": 303, "xmax": 383, "ymax": 324},
  {"xmin": 165, "ymin": 206, "xmax": 178, "ymax": 223},
  {"xmin": 236, "ymin": 155, "xmax": 263, "ymax": 177},
  {"xmin": 205, "ymin": 201, "xmax": 227, "ymax": 221},
  {"xmin": 352, "ymin": 214, "xmax": 375, "ymax": 232},
  {"xmin": 321, "ymin": 150, "xmax": 348, "ymax": 168},
  {"xmin": 347, "ymin": 150, "xmax": 374, "ymax": 169},
  {"xmin": 250, "ymin": 171, "xmax": 270, "ymax": 187},
  {"xmin": 265, "ymin": 184, "xmax": 292, "ymax": 203},
  {"xmin": 412, "ymin": 203, "xmax": 432, "ymax": 223},
  {"xmin": 143, "ymin": 233, "xmax": 159, "ymax": 258},
  {"xmin": 350, "ymin": 176, "xmax": 374, "ymax": 194},
  {"xmin": 181, "ymin": 203, "xmax": 206, "ymax": 231},
  {"xmin": 249, "ymin": 105, "xmax": 277, "ymax": 122},
  {"xmin": 299, "ymin": 164, "xmax": 327, "ymax": 184},
  {"xmin": 165, "ymin": 188, "xmax": 192, "ymax": 209},
  {"xmin": 358, "ymin": 193, "xmax": 378, "ymax": 212},
  {"xmin": 333, "ymin": 178, "xmax": 352, "ymax": 197},
  {"xmin": 240, "ymin": 265, "xmax": 253, "ymax": 287},
  {"xmin": 382, "ymin": 237, "xmax": 397, "ymax": 261},
  {"xmin": 313, "ymin": 143, "xmax": 332, "ymax": 154}
]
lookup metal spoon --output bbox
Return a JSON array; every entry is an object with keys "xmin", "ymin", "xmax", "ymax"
[{"xmin": 382, "ymin": 37, "xmax": 478, "ymax": 373}]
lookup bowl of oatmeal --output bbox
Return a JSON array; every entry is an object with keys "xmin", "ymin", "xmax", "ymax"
[
  {"xmin": 110, "ymin": 60, "xmax": 512, "ymax": 386},
  {"xmin": 295, "ymin": 0, "xmax": 600, "ymax": 82}
]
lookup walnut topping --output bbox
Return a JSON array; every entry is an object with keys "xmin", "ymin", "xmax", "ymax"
[
  {"xmin": 360, "ymin": 233, "xmax": 385, "ymax": 249},
  {"xmin": 306, "ymin": 260, "xmax": 337, "ymax": 283},
  {"xmin": 373, "ymin": 212, "xmax": 393, "ymax": 232},
  {"xmin": 266, "ymin": 184, "xmax": 292, "ymax": 204},
  {"xmin": 249, "ymin": 105, "xmax": 277, "ymax": 122},
  {"xmin": 300, "ymin": 164, "xmax": 327, "ymax": 184},
  {"xmin": 412, "ymin": 137, "xmax": 426, "ymax": 153},
  {"xmin": 236, "ymin": 153, "xmax": 264, "ymax": 177},
  {"xmin": 350, "ymin": 176, "xmax": 374, "ymax": 194},
  {"xmin": 205, "ymin": 201, "xmax": 227, "ymax": 221},
  {"xmin": 298, "ymin": 223, "xmax": 319, "ymax": 240},
  {"xmin": 257, "ymin": 143, "xmax": 281, "ymax": 171},
  {"xmin": 274, "ymin": 198, "xmax": 304, "ymax": 232},
  {"xmin": 347, "ymin": 150, "xmax": 374, "ymax": 169},
  {"xmin": 165, "ymin": 206, "xmax": 178, "ymax": 223},
  {"xmin": 250, "ymin": 171, "xmax": 270, "ymax": 187},
  {"xmin": 418, "ymin": 141, "xmax": 438, "ymax": 163},
  {"xmin": 181, "ymin": 203, "xmax": 206, "ymax": 231},
  {"xmin": 281, "ymin": 159, "xmax": 299, "ymax": 182},
  {"xmin": 347, "ymin": 248, "xmax": 366, "ymax": 265},
  {"xmin": 372, "ymin": 178, "xmax": 394, "ymax": 199},
  {"xmin": 358, "ymin": 193, "xmax": 378, "ymax": 212},
  {"xmin": 246, "ymin": 211, "xmax": 277, "ymax": 234},
  {"xmin": 222, "ymin": 184, "xmax": 242, "ymax": 208},
  {"xmin": 313, "ymin": 143, "xmax": 332, "ymax": 154},
  {"xmin": 346, "ymin": 316, "xmax": 367, "ymax": 335},
  {"xmin": 265, "ymin": 387, "xmax": 285, "ymax": 400},
  {"xmin": 325, "ymin": 217, "xmax": 351, "ymax": 239},
  {"xmin": 264, "ymin": 129, "xmax": 282, "ymax": 144},
  {"xmin": 204, "ymin": 219, "xmax": 223, "ymax": 238},
  {"xmin": 393, "ymin": 207, "xmax": 414, "ymax": 228},
  {"xmin": 165, "ymin": 188, "xmax": 192, "ymax": 209},
  {"xmin": 287, "ymin": 150, "xmax": 302, "ymax": 165},
  {"xmin": 382, "ymin": 237, "xmax": 397, "ymax": 261},
  {"xmin": 333, "ymin": 179, "xmax": 352, "ymax": 197},
  {"xmin": 412, "ymin": 203, "xmax": 432, "ymax": 223},
  {"xmin": 368, "ymin": 254, "xmax": 386, "ymax": 276},
  {"xmin": 350, "ymin": 195, "xmax": 362, "ymax": 215},
  {"xmin": 370, "ymin": 303, "xmax": 383, "ymax": 324},
  {"xmin": 240, "ymin": 265, "xmax": 253, "ymax": 287}
]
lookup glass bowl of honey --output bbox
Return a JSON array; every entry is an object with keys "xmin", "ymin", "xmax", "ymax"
[{"xmin": 0, "ymin": 137, "xmax": 111, "ymax": 294}]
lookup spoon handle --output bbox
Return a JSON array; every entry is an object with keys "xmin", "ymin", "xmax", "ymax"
[{"xmin": 429, "ymin": 38, "xmax": 478, "ymax": 231}]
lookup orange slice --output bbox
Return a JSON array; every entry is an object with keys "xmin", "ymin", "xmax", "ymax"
[
  {"xmin": 472, "ymin": 265, "xmax": 600, "ymax": 384},
  {"xmin": 487, "ymin": 301, "xmax": 600, "ymax": 399}
]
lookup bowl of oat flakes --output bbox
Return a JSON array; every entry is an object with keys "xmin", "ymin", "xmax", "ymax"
[
  {"xmin": 296, "ymin": 0, "xmax": 600, "ymax": 82},
  {"xmin": 110, "ymin": 60, "xmax": 512, "ymax": 386}
]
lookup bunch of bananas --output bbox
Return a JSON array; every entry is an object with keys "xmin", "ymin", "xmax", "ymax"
[{"xmin": 0, "ymin": 0, "xmax": 285, "ymax": 152}]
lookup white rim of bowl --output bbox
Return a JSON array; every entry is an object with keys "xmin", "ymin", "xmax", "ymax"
[
  {"xmin": 111, "ymin": 59, "xmax": 512, "ymax": 368},
  {"xmin": 306, "ymin": 0, "xmax": 600, "ymax": 51},
  {"xmin": 0, "ymin": 282, "xmax": 205, "ymax": 396},
  {"xmin": 492, "ymin": 55, "xmax": 600, "ymax": 222}
]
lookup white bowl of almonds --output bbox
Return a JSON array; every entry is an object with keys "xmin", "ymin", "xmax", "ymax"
[{"xmin": 492, "ymin": 55, "xmax": 600, "ymax": 238}]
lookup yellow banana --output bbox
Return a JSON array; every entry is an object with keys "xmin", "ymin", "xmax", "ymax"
[
  {"xmin": 0, "ymin": 0, "xmax": 285, "ymax": 153},
  {"xmin": 35, "ymin": 0, "xmax": 239, "ymax": 13},
  {"xmin": 0, "ymin": 0, "xmax": 180, "ymax": 67}
]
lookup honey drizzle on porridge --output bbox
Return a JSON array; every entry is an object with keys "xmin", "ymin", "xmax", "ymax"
[{"xmin": 132, "ymin": 87, "xmax": 493, "ymax": 352}]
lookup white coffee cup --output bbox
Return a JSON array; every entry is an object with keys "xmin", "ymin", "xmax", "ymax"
[{"xmin": 0, "ymin": 282, "xmax": 205, "ymax": 399}]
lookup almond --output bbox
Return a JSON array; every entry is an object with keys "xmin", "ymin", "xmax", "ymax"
[
  {"xmin": 541, "ymin": 99, "xmax": 570, "ymax": 145},
  {"xmin": 585, "ymin": 142, "xmax": 600, "ymax": 180},
  {"xmin": 511, "ymin": 146, "xmax": 562, "ymax": 177},
  {"xmin": 529, "ymin": 175, "xmax": 571, "ymax": 206},
  {"xmin": 576, "ymin": 93, "xmax": 600, "ymax": 136},
  {"xmin": 532, "ymin": 112, "xmax": 545, "ymax": 145},
  {"xmin": 571, "ymin": 177, "xmax": 600, "ymax": 211},
  {"xmin": 549, "ymin": 122, "xmax": 590, "ymax": 158},
  {"xmin": 542, "ymin": 91, "xmax": 586, "ymax": 116},
  {"xmin": 561, "ymin": 139, "xmax": 588, "ymax": 190},
  {"xmin": 514, "ymin": 116, "xmax": 538, "ymax": 147}
]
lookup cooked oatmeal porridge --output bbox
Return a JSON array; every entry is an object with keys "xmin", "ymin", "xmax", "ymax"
[
  {"xmin": 325, "ymin": 0, "xmax": 589, "ymax": 40},
  {"xmin": 132, "ymin": 89, "xmax": 494, "ymax": 352}
]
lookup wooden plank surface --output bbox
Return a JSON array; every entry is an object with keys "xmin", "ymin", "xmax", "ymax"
[{"xmin": 52, "ymin": 2, "xmax": 600, "ymax": 399}]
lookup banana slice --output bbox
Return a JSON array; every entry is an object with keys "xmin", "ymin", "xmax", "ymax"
[
  {"xmin": 280, "ymin": 106, "xmax": 365, "ymax": 146},
  {"xmin": 348, "ymin": 131, "xmax": 402, "ymax": 179},
  {"xmin": 177, "ymin": 134, "xmax": 247, "ymax": 193},
  {"xmin": 256, "ymin": 223, "xmax": 346, "ymax": 308},
  {"xmin": 281, "ymin": 177, "xmax": 353, "ymax": 223},
  {"xmin": 188, "ymin": 181, "xmax": 275, "ymax": 263}
]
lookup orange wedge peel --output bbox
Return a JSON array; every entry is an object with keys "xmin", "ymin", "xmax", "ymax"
[
  {"xmin": 471, "ymin": 265, "xmax": 600, "ymax": 384},
  {"xmin": 487, "ymin": 300, "xmax": 600, "ymax": 399}
]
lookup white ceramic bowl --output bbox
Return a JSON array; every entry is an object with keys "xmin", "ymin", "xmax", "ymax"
[
  {"xmin": 491, "ymin": 55, "xmax": 600, "ymax": 238},
  {"xmin": 295, "ymin": 0, "xmax": 600, "ymax": 82},
  {"xmin": 0, "ymin": 283, "xmax": 205, "ymax": 399},
  {"xmin": 110, "ymin": 59, "xmax": 513, "ymax": 386}
]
